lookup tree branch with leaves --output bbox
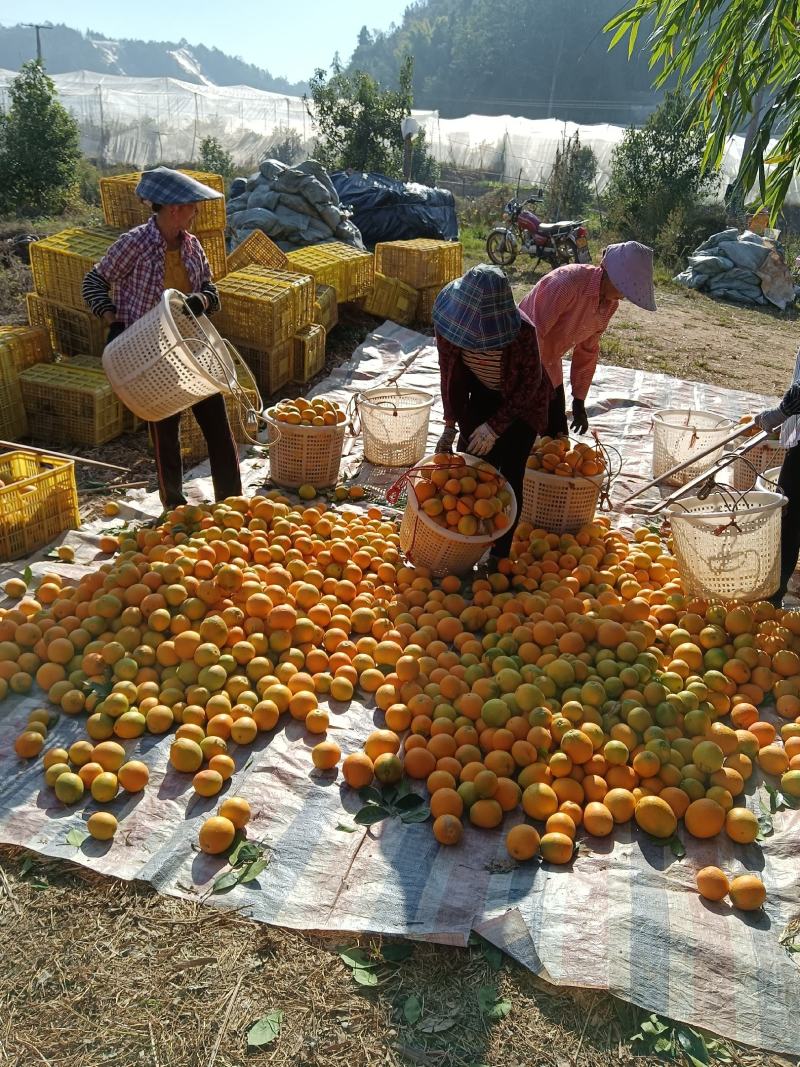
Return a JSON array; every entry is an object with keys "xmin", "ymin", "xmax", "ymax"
[{"xmin": 605, "ymin": 0, "xmax": 800, "ymax": 214}]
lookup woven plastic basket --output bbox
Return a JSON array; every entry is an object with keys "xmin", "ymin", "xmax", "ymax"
[
  {"xmin": 396, "ymin": 454, "xmax": 517, "ymax": 577},
  {"xmin": 731, "ymin": 438, "xmax": 788, "ymax": 491},
  {"xmin": 521, "ymin": 466, "xmax": 604, "ymax": 534},
  {"xmin": 652, "ymin": 409, "xmax": 734, "ymax": 485},
  {"xmin": 756, "ymin": 466, "xmax": 782, "ymax": 492},
  {"xmin": 667, "ymin": 491, "xmax": 785, "ymax": 601},
  {"xmin": 358, "ymin": 386, "xmax": 434, "ymax": 467},
  {"xmin": 102, "ymin": 290, "xmax": 242, "ymax": 421},
  {"xmin": 265, "ymin": 416, "xmax": 346, "ymax": 488}
]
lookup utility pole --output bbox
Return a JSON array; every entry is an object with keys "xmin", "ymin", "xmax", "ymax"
[{"xmin": 22, "ymin": 23, "xmax": 52, "ymax": 64}]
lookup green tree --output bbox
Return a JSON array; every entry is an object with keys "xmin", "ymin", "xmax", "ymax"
[
  {"xmin": 198, "ymin": 135, "xmax": 234, "ymax": 179},
  {"xmin": 606, "ymin": 0, "xmax": 799, "ymax": 215},
  {"xmin": 0, "ymin": 61, "xmax": 81, "ymax": 216},
  {"xmin": 544, "ymin": 132, "xmax": 597, "ymax": 219},
  {"xmin": 267, "ymin": 125, "xmax": 303, "ymax": 166},
  {"xmin": 605, "ymin": 91, "xmax": 718, "ymax": 254},
  {"xmin": 306, "ymin": 55, "xmax": 419, "ymax": 176}
]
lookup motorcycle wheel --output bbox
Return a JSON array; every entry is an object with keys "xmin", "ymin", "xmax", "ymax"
[
  {"xmin": 555, "ymin": 239, "xmax": 578, "ymax": 265},
  {"xmin": 486, "ymin": 230, "xmax": 518, "ymax": 266}
]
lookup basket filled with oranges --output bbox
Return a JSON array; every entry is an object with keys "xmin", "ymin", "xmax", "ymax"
[
  {"xmin": 265, "ymin": 395, "xmax": 347, "ymax": 489},
  {"xmin": 522, "ymin": 436, "xmax": 606, "ymax": 534},
  {"xmin": 389, "ymin": 452, "xmax": 517, "ymax": 576}
]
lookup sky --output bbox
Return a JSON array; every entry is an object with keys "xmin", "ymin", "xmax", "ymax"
[{"xmin": 0, "ymin": 0, "xmax": 412, "ymax": 82}]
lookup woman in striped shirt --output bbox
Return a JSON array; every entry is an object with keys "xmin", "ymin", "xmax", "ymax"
[
  {"xmin": 83, "ymin": 167, "xmax": 241, "ymax": 511},
  {"xmin": 432, "ymin": 264, "xmax": 550, "ymax": 558}
]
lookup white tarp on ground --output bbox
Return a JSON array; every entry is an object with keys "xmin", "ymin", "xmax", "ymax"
[
  {"xmin": 0, "ymin": 326, "xmax": 798, "ymax": 1056},
  {"xmin": 1, "ymin": 68, "xmax": 798, "ymax": 204}
]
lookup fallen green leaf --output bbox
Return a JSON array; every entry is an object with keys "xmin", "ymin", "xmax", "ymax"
[
  {"xmin": 403, "ymin": 994, "xmax": 422, "ymax": 1025},
  {"xmin": 757, "ymin": 811, "xmax": 774, "ymax": 839},
  {"xmin": 22, "ymin": 565, "xmax": 32, "ymax": 584},
  {"xmin": 676, "ymin": 1026, "xmax": 709, "ymax": 1065},
  {"xmin": 211, "ymin": 870, "xmax": 241, "ymax": 895},
  {"xmin": 668, "ymin": 834, "xmax": 686, "ymax": 859},
  {"xmin": 337, "ymin": 946, "xmax": 373, "ymax": 969},
  {"xmin": 354, "ymin": 805, "xmax": 390, "ymax": 826},
  {"xmin": 477, "ymin": 985, "xmax": 511, "ymax": 1021},
  {"xmin": 358, "ymin": 785, "xmax": 383, "ymax": 806},
  {"xmin": 65, "ymin": 828, "xmax": 89, "ymax": 847},
  {"xmin": 239, "ymin": 856, "xmax": 269, "ymax": 884},
  {"xmin": 336, "ymin": 822, "xmax": 357, "ymax": 833},
  {"xmin": 246, "ymin": 1010, "xmax": 283, "ymax": 1049},
  {"xmin": 400, "ymin": 806, "xmax": 431, "ymax": 824},
  {"xmin": 352, "ymin": 966, "xmax": 379, "ymax": 987},
  {"xmin": 395, "ymin": 792, "xmax": 425, "ymax": 811}
]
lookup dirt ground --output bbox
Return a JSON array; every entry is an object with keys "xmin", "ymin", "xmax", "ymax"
[{"xmin": 2, "ymin": 254, "xmax": 800, "ymax": 1066}]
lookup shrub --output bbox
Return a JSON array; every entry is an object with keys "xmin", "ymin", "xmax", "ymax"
[{"xmin": 544, "ymin": 132, "xmax": 597, "ymax": 220}]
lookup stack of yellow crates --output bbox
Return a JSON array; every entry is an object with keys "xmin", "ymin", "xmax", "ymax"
[
  {"xmin": 0, "ymin": 325, "xmax": 53, "ymax": 439},
  {"xmin": 285, "ymin": 241, "xmax": 374, "ymax": 303},
  {"xmin": 374, "ymin": 238, "xmax": 463, "ymax": 324},
  {"xmin": 312, "ymin": 283, "xmax": 338, "ymax": 334},
  {"xmin": 215, "ymin": 266, "xmax": 324, "ymax": 394},
  {"xmin": 99, "ymin": 169, "xmax": 228, "ymax": 280},
  {"xmin": 360, "ymin": 273, "xmax": 419, "ymax": 326},
  {"xmin": 18, "ymin": 363, "xmax": 125, "ymax": 446}
]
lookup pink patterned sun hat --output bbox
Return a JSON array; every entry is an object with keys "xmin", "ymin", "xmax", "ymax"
[{"xmin": 602, "ymin": 241, "xmax": 657, "ymax": 311}]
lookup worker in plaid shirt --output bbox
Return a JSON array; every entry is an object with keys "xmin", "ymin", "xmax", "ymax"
[
  {"xmin": 432, "ymin": 264, "xmax": 551, "ymax": 558},
  {"xmin": 83, "ymin": 167, "xmax": 241, "ymax": 510},
  {"xmin": 519, "ymin": 241, "xmax": 656, "ymax": 435}
]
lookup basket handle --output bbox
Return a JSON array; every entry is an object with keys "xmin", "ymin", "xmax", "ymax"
[{"xmin": 346, "ymin": 394, "xmax": 362, "ymax": 438}]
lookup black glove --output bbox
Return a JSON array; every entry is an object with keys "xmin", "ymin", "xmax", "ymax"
[
  {"xmin": 435, "ymin": 425, "xmax": 457, "ymax": 454},
  {"xmin": 183, "ymin": 294, "xmax": 206, "ymax": 317},
  {"xmin": 546, "ymin": 384, "xmax": 568, "ymax": 437},
  {"xmin": 571, "ymin": 398, "xmax": 589, "ymax": 435},
  {"xmin": 106, "ymin": 321, "xmax": 125, "ymax": 344}
]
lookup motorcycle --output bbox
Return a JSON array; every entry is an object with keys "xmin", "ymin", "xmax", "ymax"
[{"xmin": 486, "ymin": 195, "xmax": 590, "ymax": 270}]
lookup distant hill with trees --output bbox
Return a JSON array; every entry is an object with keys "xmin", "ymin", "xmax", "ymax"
[{"xmin": 346, "ymin": 0, "xmax": 665, "ymax": 123}]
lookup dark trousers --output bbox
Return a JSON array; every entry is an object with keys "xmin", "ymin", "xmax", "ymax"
[
  {"xmin": 777, "ymin": 442, "xmax": 800, "ymax": 598},
  {"xmin": 457, "ymin": 378, "xmax": 537, "ymax": 558},
  {"xmin": 150, "ymin": 392, "xmax": 242, "ymax": 509}
]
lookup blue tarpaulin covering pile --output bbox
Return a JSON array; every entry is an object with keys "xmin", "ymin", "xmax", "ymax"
[{"xmin": 330, "ymin": 171, "xmax": 459, "ymax": 247}]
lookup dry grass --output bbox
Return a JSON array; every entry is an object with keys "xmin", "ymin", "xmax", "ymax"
[{"xmin": 1, "ymin": 847, "xmax": 795, "ymax": 1067}]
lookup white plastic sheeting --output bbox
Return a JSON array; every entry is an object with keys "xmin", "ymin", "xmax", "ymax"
[{"xmin": 1, "ymin": 68, "xmax": 798, "ymax": 204}]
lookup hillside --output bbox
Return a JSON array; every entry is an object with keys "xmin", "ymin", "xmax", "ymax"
[
  {"xmin": 346, "ymin": 0, "xmax": 664, "ymax": 124},
  {"xmin": 0, "ymin": 22, "xmax": 308, "ymax": 95}
]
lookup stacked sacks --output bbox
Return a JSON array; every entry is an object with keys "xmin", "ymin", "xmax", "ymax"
[
  {"xmin": 227, "ymin": 158, "xmax": 364, "ymax": 253},
  {"xmin": 675, "ymin": 229, "xmax": 795, "ymax": 309}
]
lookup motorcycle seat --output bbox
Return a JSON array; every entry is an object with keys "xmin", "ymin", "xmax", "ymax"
[{"xmin": 537, "ymin": 221, "xmax": 580, "ymax": 235}]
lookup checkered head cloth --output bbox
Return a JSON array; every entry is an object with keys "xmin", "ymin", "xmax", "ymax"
[
  {"xmin": 135, "ymin": 167, "xmax": 223, "ymax": 206},
  {"xmin": 433, "ymin": 264, "xmax": 521, "ymax": 351}
]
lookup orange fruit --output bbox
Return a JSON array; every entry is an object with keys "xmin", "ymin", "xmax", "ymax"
[
  {"xmin": 521, "ymin": 782, "xmax": 558, "ymax": 821},
  {"xmin": 373, "ymin": 752, "xmax": 403, "ymax": 784},
  {"xmin": 54, "ymin": 771, "xmax": 84, "ymax": 804},
  {"xmin": 724, "ymin": 807, "xmax": 759, "ymax": 844},
  {"xmin": 364, "ymin": 729, "xmax": 400, "ymax": 762},
  {"xmin": 87, "ymin": 811, "xmax": 118, "ymax": 841},
  {"xmin": 170, "ymin": 737, "xmax": 203, "ymax": 773},
  {"xmin": 342, "ymin": 751, "xmax": 374, "ymax": 788},
  {"xmin": 757, "ymin": 744, "xmax": 789, "ymax": 776},
  {"xmin": 118, "ymin": 760, "xmax": 149, "ymax": 792},
  {"xmin": 198, "ymin": 815, "xmax": 236, "ymax": 855},
  {"xmin": 193, "ymin": 769, "xmax": 224, "ymax": 797},
  {"xmin": 92, "ymin": 741, "xmax": 126, "ymax": 772},
  {"xmin": 312, "ymin": 740, "xmax": 341, "ymax": 770},
  {"xmin": 684, "ymin": 798, "xmax": 725, "ymax": 839},
  {"xmin": 545, "ymin": 812, "xmax": 576, "ymax": 839},
  {"xmin": 539, "ymin": 831, "xmax": 573, "ymax": 864},
  {"xmin": 14, "ymin": 731, "xmax": 43, "ymax": 758},
  {"xmin": 209, "ymin": 754, "xmax": 236, "ymax": 781},
  {"xmin": 634, "ymin": 795, "xmax": 677, "ymax": 839},
  {"xmin": 505, "ymin": 823, "xmax": 540, "ymax": 860},
  {"xmin": 430, "ymin": 788, "xmax": 464, "ymax": 819},
  {"xmin": 218, "ymin": 796, "xmax": 251, "ymax": 829},
  {"xmin": 91, "ymin": 771, "xmax": 119, "ymax": 803},
  {"xmin": 404, "ymin": 746, "xmax": 436, "ymax": 780},
  {"xmin": 696, "ymin": 865, "xmax": 730, "ymax": 901},
  {"xmin": 583, "ymin": 801, "xmax": 613, "ymax": 837},
  {"xmin": 603, "ymin": 788, "xmax": 636, "ymax": 824},
  {"xmin": 433, "ymin": 813, "xmax": 463, "ymax": 845},
  {"xmin": 729, "ymin": 873, "xmax": 766, "ymax": 911},
  {"xmin": 468, "ymin": 798, "xmax": 503, "ymax": 829}
]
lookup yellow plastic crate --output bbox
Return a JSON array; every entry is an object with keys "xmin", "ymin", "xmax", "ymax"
[
  {"xmin": 374, "ymin": 239, "xmax": 463, "ymax": 289},
  {"xmin": 30, "ymin": 227, "xmax": 121, "ymax": 309},
  {"xmin": 416, "ymin": 284, "xmax": 442, "ymax": 326},
  {"xmin": 237, "ymin": 341, "xmax": 292, "ymax": 396},
  {"xmin": 313, "ymin": 283, "xmax": 338, "ymax": 333},
  {"xmin": 291, "ymin": 324, "xmax": 326, "ymax": 384},
  {"xmin": 361, "ymin": 273, "xmax": 419, "ymax": 326},
  {"xmin": 54, "ymin": 354, "xmax": 143, "ymax": 432},
  {"xmin": 19, "ymin": 363, "xmax": 125, "ymax": 446},
  {"xmin": 0, "ymin": 326, "xmax": 54, "ymax": 440},
  {"xmin": 26, "ymin": 292, "xmax": 105, "ymax": 358},
  {"xmin": 285, "ymin": 242, "xmax": 374, "ymax": 303},
  {"xmin": 237, "ymin": 266, "xmax": 314, "ymax": 327},
  {"xmin": 0, "ymin": 450, "xmax": 80, "ymax": 560},
  {"xmin": 195, "ymin": 229, "xmax": 228, "ymax": 281},
  {"xmin": 99, "ymin": 170, "xmax": 226, "ymax": 231},
  {"xmin": 226, "ymin": 230, "xmax": 288, "ymax": 274},
  {"xmin": 215, "ymin": 270, "xmax": 297, "ymax": 349}
]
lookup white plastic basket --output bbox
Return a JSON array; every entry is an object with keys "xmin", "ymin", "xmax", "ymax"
[
  {"xmin": 265, "ymin": 416, "xmax": 345, "ymax": 489},
  {"xmin": 667, "ymin": 491, "xmax": 786, "ymax": 601},
  {"xmin": 521, "ymin": 467, "xmax": 603, "ymax": 533},
  {"xmin": 732, "ymin": 439, "xmax": 787, "ymax": 491},
  {"xmin": 652, "ymin": 409, "xmax": 734, "ymax": 486},
  {"xmin": 102, "ymin": 290, "xmax": 250, "ymax": 422},
  {"xmin": 395, "ymin": 453, "xmax": 517, "ymax": 577},
  {"xmin": 358, "ymin": 386, "xmax": 434, "ymax": 467},
  {"xmin": 756, "ymin": 466, "xmax": 782, "ymax": 492}
]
